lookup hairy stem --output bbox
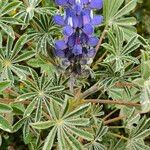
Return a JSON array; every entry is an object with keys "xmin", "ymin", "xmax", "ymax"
[
  {"xmin": 85, "ymin": 99, "xmax": 141, "ymax": 107},
  {"xmin": 78, "ymin": 83, "xmax": 100, "ymax": 99},
  {"xmin": 95, "ymin": 25, "xmax": 108, "ymax": 52},
  {"xmin": 108, "ymin": 132, "xmax": 128, "ymax": 141},
  {"xmin": 104, "ymin": 116, "xmax": 126, "ymax": 125}
]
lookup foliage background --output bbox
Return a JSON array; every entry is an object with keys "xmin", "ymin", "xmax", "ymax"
[{"xmin": 0, "ymin": 0, "xmax": 150, "ymax": 150}]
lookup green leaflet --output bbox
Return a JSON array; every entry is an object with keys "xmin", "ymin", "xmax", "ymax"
[
  {"xmin": 42, "ymin": 127, "xmax": 57, "ymax": 150},
  {"xmin": 0, "ymin": 22, "xmax": 15, "ymax": 39},
  {"xmin": 0, "ymin": 103, "xmax": 12, "ymax": 113},
  {"xmin": 30, "ymin": 121, "xmax": 55, "ymax": 130},
  {"xmin": 0, "ymin": 115, "xmax": 12, "ymax": 132}
]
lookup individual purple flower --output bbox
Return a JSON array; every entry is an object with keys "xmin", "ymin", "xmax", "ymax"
[
  {"xmin": 63, "ymin": 25, "xmax": 74, "ymax": 36},
  {"xmin": 54, "ymin": 15, "xmax": 64, "ymax": 26},
  {"xmin": 54, "ymin": 0, "xmax": 103, "ymax": 74}
]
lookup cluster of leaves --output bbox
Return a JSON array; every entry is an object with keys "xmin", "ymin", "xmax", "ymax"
[{"xmin": 0, "ymin": 0, "xmax": 150, "ymax": 150}]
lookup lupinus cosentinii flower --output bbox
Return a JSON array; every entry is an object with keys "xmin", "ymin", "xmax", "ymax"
[{"xmin": 54, "ymin": 0, "xmax": 103, "ymax": 74}]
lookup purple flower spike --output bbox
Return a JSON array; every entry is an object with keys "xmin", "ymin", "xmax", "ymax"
[{"xmin": 54, "ymin": 0, "xmax": 103, "ymax": 74}]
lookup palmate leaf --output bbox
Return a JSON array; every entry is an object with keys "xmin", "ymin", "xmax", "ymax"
[
  {"xmin": 17, "ymin": 69, "xmax": 66, "ymax": 121},
  {"xmin": 0, "ymin": 1, "xmax": 22, "ymax": 38},
  {"xmin": 85, "ymin": 121, "xmax": 108, "ymax": 150},
  {"xmin": 27, "ymin": 14, "xmax": 60, "ymax": 54},
  {"xmin": 14, "ymin": 0, "xmax": 57, "ymax": 29},
  {"xmin": 103, "ymin": 27, "xmax": 140, "ymax": 72},
  {"xmin": 0, "ymin": 35, "xmax": 34, "ymax": 81},
  {"xmin": 103, "ymin": 0, "xmax": 137, "ymax": 39},
  {"xmin": 126, "ymin": 117, "xmax": 150, "ymax": 149},
  {"xmin": 31, "ymin": 100, "xmax": 92, "ymax": 150}
]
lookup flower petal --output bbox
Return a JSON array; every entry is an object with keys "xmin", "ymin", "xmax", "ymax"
[
  {"xmin": 90, "ymin": 0, "xmax": 103, "ymax": 9},
  {"xmin": 55, "ymin": 0, "xmax": 67, "ymax": 6},
  {"xmin": 92, "ymin": 15, "xmax": 103, "ymax": 26},
  {"xmin": 88, "ymin": 37, "xmax": 99, "ymax": 46},
  {"xmin": 55, "ymin": 40, "xmax": 67, "ymax": 50},
  {"xmin": 68, "ymin": 34, "xmax": 76, "ymax": 47},
  {"xmin": 53, "ymin": 15, "xmax": 65, "ymax": 26},
  {"xmin": 83, "ymin": 24, "xmax": 94, "ymax": 35},
  {"xmin": 63, "ymin": 25, "xmax": 74, "ymax": 36}
]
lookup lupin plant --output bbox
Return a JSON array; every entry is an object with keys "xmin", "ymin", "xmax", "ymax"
[
  {"xmin": 0, "ymin": 0, "xmax": 150, "ymax": 150},
  {"xmin": 54, "ymin": 0, "xmax": 103, "ymax": 74}
]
